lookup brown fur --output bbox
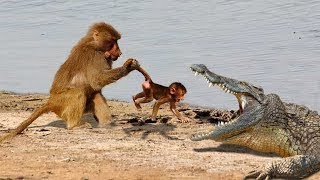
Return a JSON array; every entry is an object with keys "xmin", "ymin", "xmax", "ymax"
[
  {"xmin": 132, "ymin": 66, "xmax": 188, "ymax": 122},
  {"xmin": 0, "ymin": 22, "xmax": 139, "ymax": 142}
]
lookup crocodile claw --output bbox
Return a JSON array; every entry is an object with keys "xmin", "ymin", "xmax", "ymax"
[{"xmin": 244, "ymin": 169, "xmax": 271, "ymax": 180}]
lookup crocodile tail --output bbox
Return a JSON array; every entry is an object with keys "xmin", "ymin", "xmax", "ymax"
[
  {"xmin": 0, "ymin": 104, "xmax": 50, "ymax": 143},
  {"xmin": 137, "ymin": 66, "xmax": 152, "ymax": 82},
  {"xmin": 191, "ymin": 132, "xmax": 212, "ymax": 141}
]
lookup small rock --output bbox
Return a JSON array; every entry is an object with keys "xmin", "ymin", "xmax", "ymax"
[
  {"xmin": 160, "ymin": 117, "xmax": 169, "ymax": 123},
  {"xmin": 194, "ymin": 110, "xmax": 211, "ymax": 117},
  {"xmin": 61, "ymin": 157, "xmax": 75, "ymax": 162},
  {"xmin": 207, "ymin": 117, "xmax": 220, "ymax": 124},
  {"xmin": 38, "ymin": 128, "xmax": 50, "ymax": 132},
  {"xmin": 127, "ymin": 118, "xmax": 139, "ymax": 123},
  {"xmin": 145, "ymin": 118, "xmax": 157, "ymax": 123}
]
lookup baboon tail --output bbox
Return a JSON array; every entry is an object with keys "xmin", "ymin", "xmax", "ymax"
[
  {"xmin": 137, "ymin": 66, "xmax": 153, "ymax": 82},
  {"xmin": 0, "ymin": 104, "xmax": 51, "ymax": 142}
]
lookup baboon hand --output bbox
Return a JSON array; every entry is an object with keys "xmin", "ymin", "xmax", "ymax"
[{"xmin": 124, "ymin": 58, "xmax": 140, "ymax": 71}]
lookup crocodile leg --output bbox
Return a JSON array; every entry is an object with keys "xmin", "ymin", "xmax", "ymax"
[{"xmin": 244, "ymin": 155, "xmax": 320, "ymax": 179}]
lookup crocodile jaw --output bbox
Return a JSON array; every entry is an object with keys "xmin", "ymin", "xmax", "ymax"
[{"xmin": 190, "ymin": 64, "xmax": 264, "ymax": 141}]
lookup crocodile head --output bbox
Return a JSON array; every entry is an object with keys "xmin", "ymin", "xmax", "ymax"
[{"xmin": 190, "ymin": 64, "xmax": 266, "ymax": 142}]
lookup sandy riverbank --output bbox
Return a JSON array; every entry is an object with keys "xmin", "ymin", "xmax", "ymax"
[{"xmin": 0, "ymin": 91, "xmax": 319, "ymax": 180}]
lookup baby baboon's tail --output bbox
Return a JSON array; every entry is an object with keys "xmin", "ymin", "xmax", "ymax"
[{"xmin": 137, "ymin": 66, "xmax": 153, "ymax": 82}]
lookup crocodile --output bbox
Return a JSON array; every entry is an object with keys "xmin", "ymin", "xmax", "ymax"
[{"xmin": 190, "ymin": 64, "xmax": 320, "ymax": 179}]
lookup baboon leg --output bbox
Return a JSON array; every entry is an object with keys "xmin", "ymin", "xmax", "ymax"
[
  {"xmin": 136, "ymin": 96, "xmax": 153, "ymax": 104},
  {"xmin": 52, "ymin": 89, "xmax": 87, "ymax": 129},
  {"xmin": 136, "ymin": 88, "xmax": 153, "ymax": 104},
  {"xmin": 132, "ymin": 92, "xmax": 145, "ymax": 109},
  {"xmin": 92, "ymin": 92, "xmax": 112, "ymax": 127},
  {"xmin": 132, "ymin": 92, "xmax": 145, "ymax": 100},
  {"xmin": 133, "ymin": 97, "xmax": 153, "ymax": 112},
  {"xmin": 136, "ymin": 87, "xmax": 153, "ymax": 103}
]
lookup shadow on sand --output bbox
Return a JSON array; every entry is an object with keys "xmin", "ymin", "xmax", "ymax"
[
  {"xmin": 122, "ymin": 116, "xmax": 180, "ymax": 140},
  {"xmin": 30, "ymin": 114, "xmax": 99, "ymax": 129},
  {"xmin": 194, "ymin": 143, "xmax": 277, "ymax": 157}
]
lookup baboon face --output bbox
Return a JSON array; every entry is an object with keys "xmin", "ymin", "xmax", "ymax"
[
  {"xmin": 173, "ymin": 89, "xmax": 186, "ymax": 102},
  {"xmin": 93, "ymin": 28, "xmax": 122, "ymax": 61},
  {"xmin": 170, "ymin": 87, "xmax": 186, "ymax": 102},
  {"xmin": 108, "ymin": 41, "xmax": 122, "ymax": 61},
  {"xmin": 169, "ymin": 83, "xmax": 187, "ymax": 102}
]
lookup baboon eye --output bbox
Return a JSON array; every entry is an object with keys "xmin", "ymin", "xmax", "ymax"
[{"xmin": 103, "ymin": 41, "xmax": 113, "ymax": 49}]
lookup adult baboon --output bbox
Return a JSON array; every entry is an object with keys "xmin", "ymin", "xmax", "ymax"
[{"xmin": 0, "ymin": 22, "xmax": 139, "ymax": 142}]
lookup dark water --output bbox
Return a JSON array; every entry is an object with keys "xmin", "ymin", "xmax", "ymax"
[{"xmin": 0, "ymin": 0, "xmax": 319, "ymax": 110}]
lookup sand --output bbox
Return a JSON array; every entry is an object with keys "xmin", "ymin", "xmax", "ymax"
[{"xmin": 0, "ymin": 91, "xmax": 319, "ymax": 180}]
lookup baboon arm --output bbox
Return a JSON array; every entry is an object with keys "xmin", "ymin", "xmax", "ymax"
[
  {"xmin": 101, "ymin": 66, "xmax": 130, "ymax": 84},
  {"xmin": 151, "ymin": 97, "xmax": 171, "ymax": 119},
  {"xmin": 89, "ymin": 66, "xmax": 130, "ymax": 89},
  {"xmin": 170, "ymin": 102, "xmax": 182, "ymax": 119}
]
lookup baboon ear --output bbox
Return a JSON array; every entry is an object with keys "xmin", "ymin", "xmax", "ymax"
[
  {"xmin": 170, "ymin": 87, "xmax": 176, "ymax": 95},
  {"xmin": 93, "ymin": 30, "xmax": 99, "ymax": 40},
  {"xmin": 93, "ymin": 30, "xmax": 99, "ymax": 36}
]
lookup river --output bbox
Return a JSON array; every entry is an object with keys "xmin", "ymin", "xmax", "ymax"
[{"xmin": 0, "ymin": 0, "xmax": 319, "ymax": 110}]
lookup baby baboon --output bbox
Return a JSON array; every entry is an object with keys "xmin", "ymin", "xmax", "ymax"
[
  {"xmin": 0, "ymin": 22, "xmax": 139, "ymax": 142},
  {"xmin": 132, "ymin": 66, "xmax": 189, "ymax": 123}
]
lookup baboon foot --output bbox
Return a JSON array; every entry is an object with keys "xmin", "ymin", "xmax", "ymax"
[
  {"xmin": 132, "ymin": 96, "xmax": 142, "ymax": 110},
  {"xmin": 97, "ymin": 122, "xmax": 111, "ymax": 128},
  {"xmin": 70, "ymin": 122, "xmax": 92, "ymax": 130}
]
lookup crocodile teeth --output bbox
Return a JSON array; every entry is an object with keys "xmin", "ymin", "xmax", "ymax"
[
  {"xmin": 213, "ymin": 120, "xmax": 232, "ymax": 127},
  {"xmin": 194, "ymin": 72, "xmax": 199, "ymax": 76},
  {"xmin": 216, "ymin": 121, "xmax": 227, "ymax": 126},
  {"xmin": 208, "ymin": 82, "xmax": 213, "ymax": 87}
]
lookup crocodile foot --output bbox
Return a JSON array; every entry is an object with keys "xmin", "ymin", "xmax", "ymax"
[
  {"xmin": 244, "ymin": 169, "xmax": 272, "ymax": 180},
  {"xmin": 244, "ymin": 155, "xmax": 320, "ymax": 180}
]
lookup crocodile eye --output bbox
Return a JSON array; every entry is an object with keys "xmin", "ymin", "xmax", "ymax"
[
  {"xmin": 240, "ymin": 81, "xmax": 249, "ymax": 86},
  {"xmin": 253, "ymin": 85, "xmax": 264, "ymax": 92}
]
